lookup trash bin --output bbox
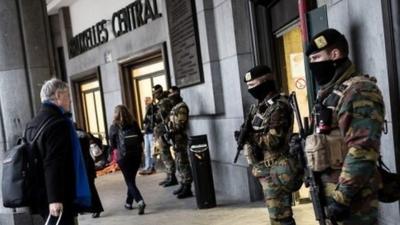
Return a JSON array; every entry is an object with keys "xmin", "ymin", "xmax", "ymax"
[{"xmin": 188, "ymin": 135, "xmax": 216, "ymax": 209}]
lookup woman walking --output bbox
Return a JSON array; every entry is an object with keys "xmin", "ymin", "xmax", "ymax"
[{"xmin": 109, "ymin": 105, "xmax": 146, "ymax": 215}]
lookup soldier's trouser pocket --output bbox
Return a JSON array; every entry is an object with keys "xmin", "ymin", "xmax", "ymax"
[
  {"xmin": 270, "ymin": 157, "xmax": 303, "ymax": 193},
  {"xmin": 252, "ymin": 162, "xmax": 270, "ymax": 178}
]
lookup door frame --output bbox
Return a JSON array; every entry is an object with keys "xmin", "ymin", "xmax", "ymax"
[
  {"xmin": 381, "ymin": 0, "xmax": 400, "ymax": 173},
  {"xmin": 119, "ymin": 42, "xmax": 171, "ymax": 122},
  {"xmin": 70, "ymin": 67, "xmax": 108, "ymax": 140}
]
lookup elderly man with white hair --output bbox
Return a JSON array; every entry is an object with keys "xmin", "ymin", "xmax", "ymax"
[{"xmin": 25, "ymin": 78, "xmax": 91, "ymax": 225}]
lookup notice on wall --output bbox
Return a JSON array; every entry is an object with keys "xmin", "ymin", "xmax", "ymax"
[
  {"xmin": 289, "ymin": 52, "xmax": 306, "ymax": 79},
  {"xmin": 166, "ymin": 0, "xmax": 203, "ymax": 87}
]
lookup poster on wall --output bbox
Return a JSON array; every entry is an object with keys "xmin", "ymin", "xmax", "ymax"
[
  {"xmin": 289, "ymin": 52, "xmax": 307, "ymax": 90},
  {"xmin": 166, "ymin": 0, "xmax": 203, "ymax": 87}
]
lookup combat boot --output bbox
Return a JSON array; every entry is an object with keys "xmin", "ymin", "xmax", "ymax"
[
  {"xmin": 158, "ymin": 174, "xmax": 169, "ymax": 186},
  {"xmin": 163, "ymin": 173, "xmax": 178, "ymax": 187},
  {"xmin": 173, "ymin": 183, "xmax": 184, "ymax": 195},
  {"xmin": 177, "ymin": 184, "xmax": 193, "ymax": 199},
  {"xmin": 271, "ymin": 217, "xmax": 296, "ymax": 225}
]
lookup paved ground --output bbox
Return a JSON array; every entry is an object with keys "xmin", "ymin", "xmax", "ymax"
[{"xmin": 78, "ymin": 171, "xmax": 318, "ymax": 225}]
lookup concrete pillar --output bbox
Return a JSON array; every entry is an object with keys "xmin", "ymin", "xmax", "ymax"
[{"xmin": 0, "ymin": 0, "xmax": 52, "ymax": 224}]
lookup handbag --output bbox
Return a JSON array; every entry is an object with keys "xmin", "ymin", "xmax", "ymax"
[
  {"xmin": 90, "ymin": 143, "xmax": 103, "ymax": 158},
  {"xmin": 44, "ymin": 211, "xmax": 62, "ymax": 225},
  {"xmin": 377, "ymin": 158, "xmax": 400, "ymax": 203}
]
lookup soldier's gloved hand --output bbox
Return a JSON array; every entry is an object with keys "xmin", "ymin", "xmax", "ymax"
[
  {"xmin": 288, "ymin": 134, "xmax": 302, "ymax": 155},
  {"xmin": 163, "ymin": 132, "xmax": 172, "ymax": 142},
  {"xmin": 234, "ymin": 131, "xmax": 240, "ymax": 141},
  {"xmin": 326, "ymin": 199, "xmax": 351, "ymax": 222}
]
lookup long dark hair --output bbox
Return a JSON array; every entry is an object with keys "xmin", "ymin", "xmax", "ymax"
[{"xmin": 112, "ymin": 105, "xmax": 135, "ymax": 127}]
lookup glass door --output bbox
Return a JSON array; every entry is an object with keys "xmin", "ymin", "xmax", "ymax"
[
  {"xmin": 80, "ymin": 80, "xmax": 107, "ymax": 144},
  {"xmin": 276, "ymin": 24, "xmax": 310, "ymax": 203},
  {"xmin": 131, "ymin": 58, "xmax": 167, "ymax": 126},
  {"xmin": 277, "ymin": 25, "xmax": 310, "ymax": 132}
]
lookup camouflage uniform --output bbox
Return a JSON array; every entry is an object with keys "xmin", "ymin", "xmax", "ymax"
[
  {"xmin": 245, "ymin": 93, "xmax": 301, "ymax": 225},
  {"xmin": 311, "ymin": 61, "xmax": 384, "ymax": 225},
  {"xmin": 154, "ymin": 92, "xmax": 176, "ymax": 177},
  {"xmin": 169, "ymin": 100, "xmax": 193, "ymax": 185}
]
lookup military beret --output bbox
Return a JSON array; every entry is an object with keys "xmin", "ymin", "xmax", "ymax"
[
  {"xmin": 306, "ymin": 28, "xmax": 347, "ymax": 56},
  {"xmin": 244, "ymin": 65, "xmax": 272, "ymax": 82}
]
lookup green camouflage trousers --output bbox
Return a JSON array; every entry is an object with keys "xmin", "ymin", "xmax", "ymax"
[
  {"xmin": 158, "ymin": 137, "xmax": 176, "ymax": 174},
  {"xmin": 321, "ymin": 171, "xmax": 379, "ymax": 225},
  {"xmin": 174, "ymin": 133, "xmax": 193, "ymax": 184},
  {"xmin": 253, "ymin": 156, "xmax": 301, "ymax": 225}
]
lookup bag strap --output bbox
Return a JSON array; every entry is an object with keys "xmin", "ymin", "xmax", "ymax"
[
  {"xmin": 23, "ymin": 117, "xmax": 64, "ymax": 143},
  {"xmin": 378, "ymin": 156, "xmax": 391, "ymax": 171},
  {"xmin": 45, "ymin": 210, "xmax": 63, "ymax": 225}
]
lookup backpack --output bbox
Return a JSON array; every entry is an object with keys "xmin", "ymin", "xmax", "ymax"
[
  {"xmin": 118, "ymin": 125, "xmax": 140, "ymax": 157},
  {"xmin": 2, "ymin": 118, "xmax": 55, "ymax": 208}
]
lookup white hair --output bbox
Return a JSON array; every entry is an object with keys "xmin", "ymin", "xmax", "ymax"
[{"xmin": 40, "ymin": 78, "xmax": 69, "ymax": 102}]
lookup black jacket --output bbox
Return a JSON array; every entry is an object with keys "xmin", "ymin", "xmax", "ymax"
[
  {"xmin": 143, "ymin": 104, "xmax": 156, "ymax": 134},
  {"xmin": 25, "ymin": 103, "xmax": 76, "ymax": 214}
]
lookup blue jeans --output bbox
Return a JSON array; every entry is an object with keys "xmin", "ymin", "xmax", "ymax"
[{"xmin": 144, "ymin": 133, "xmax": 154, "ymax": 170}]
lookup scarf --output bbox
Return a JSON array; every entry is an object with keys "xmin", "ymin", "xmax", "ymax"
[
  {"xmin": 44, "ymin": 101, "xmax": 92, "ymax": 208},
  {"xmin": 67, "ymin": 118, "xmax": 92, "ymax": 208}
]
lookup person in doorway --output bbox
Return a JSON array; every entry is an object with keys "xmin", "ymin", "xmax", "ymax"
[
  {"xmin": 109, "ymin": 105, "xmax": 146, "ymax": 215},
  {"xmin": 167, "ymin": 86, "xmax": 193, "ymax": 199},
  {"xmin": 152, "ymin": 85, "xmax": 177, "ymax": 187},
  {"xmin": 25, "ymin": 78, "xmax": 91, "ymax": 225},
  {"xmin": 305, "ymin": 28, "xmax": 384, "ymax": 225},
  {"xmin": 139, "ymin": 96, "xmax": 157, "ymax": 175},
  {"xmin": 239, "ymin": 65, "xmax": 302, "ymax": 225}
]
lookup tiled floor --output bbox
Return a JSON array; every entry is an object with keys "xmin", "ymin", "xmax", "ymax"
[{"xmin": 78, "ymin": 171, "xmax": 318, "ymax": 225}]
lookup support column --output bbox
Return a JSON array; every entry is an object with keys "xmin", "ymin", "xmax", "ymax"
[{"xmin": 0, "ymin": 0, "xmax": 52, "ymax": 224}]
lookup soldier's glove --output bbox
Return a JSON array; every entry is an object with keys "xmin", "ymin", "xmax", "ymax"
[
  {"xmin": 162, "ymin": 132, "xmax": 173, "ymax": 143},
  {"xmin": 234, "ymin": 131, "xmax": 240, "ymax": 142},
  {"xmin": 326, "ymin": 199, "xmax": 351, "ymax": 222},
  {"xmin": 288, "ymin": 134, "xmax": 302, "ymax": 155}
]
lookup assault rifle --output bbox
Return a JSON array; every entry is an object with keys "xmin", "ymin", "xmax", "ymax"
[
  {"xmin": 289, "ymin": 91, "xmax": 333, "ymax": 225},
  {"xmin": 156, "ymin": 107, "xmax": 177, "ymax": 149},
  {"xmin": 233, "ymin": 105, "xmax": 255, "ymax": 163}
]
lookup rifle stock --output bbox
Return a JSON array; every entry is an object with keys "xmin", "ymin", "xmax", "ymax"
[{"xmin": 289, "ymin": 91, "xmax": 328, "ymax": 225}]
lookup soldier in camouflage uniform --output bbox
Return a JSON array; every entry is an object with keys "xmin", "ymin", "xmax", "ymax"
[
  {"xmin": 167, "ymin": 86, "xmax": 193, "ymax": 199},
  {"xmin": 152, "ymin": 85, "xmax": 178, "ymax": 187},
  {"xmin": 242, "ymin": 65, "xmax": 302, "ymax": 225},
  {"xmin": 306, "ymin": 28, "xmax": 384, "ymax": 225}
]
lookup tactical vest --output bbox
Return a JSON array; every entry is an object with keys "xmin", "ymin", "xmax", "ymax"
[
  {"xmin": 250, "ymin": 94, "xmax": 292, "ymax": 159},
  {"xmin": 251, "ymin": 94, "xmax": 290, "ymax": 131},
  {"xmin": 169, "ymin": 101, "xmax": 189, "ymax": 132},
  {"xmin": 306, "ymin": 75, "xmax": 378, "ymax": 172}
]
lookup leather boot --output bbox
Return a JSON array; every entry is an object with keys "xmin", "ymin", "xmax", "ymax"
[
  {"xmin": 173, "ymin": 183, "xmax": 184, "ymax": 195},
  {"xmin": 158, "ymin": 174, "xmax": 169, "ymax": 186},
  {"xmin": 177, "ymin": 184, "xmax": 193, "ymax": 199},
  {"xmin": 271, "ymin": 217, "xmax": 296, "ymax": 225},
  {"xmin": 163, "ymin": 173, "xmax": 178, "ymax": 187}
]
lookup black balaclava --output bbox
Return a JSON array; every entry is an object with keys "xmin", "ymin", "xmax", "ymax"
[
  {"xmin": 169, "ymin": 94, "xmax": 182, "ymax": 106},
  {"xmin": 248, "ymin": 80, "xmax": 276, "ymax": 101},
  {"xmin": 309, "ymin": 57, "xmax": 348, "ymax": 86}
]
